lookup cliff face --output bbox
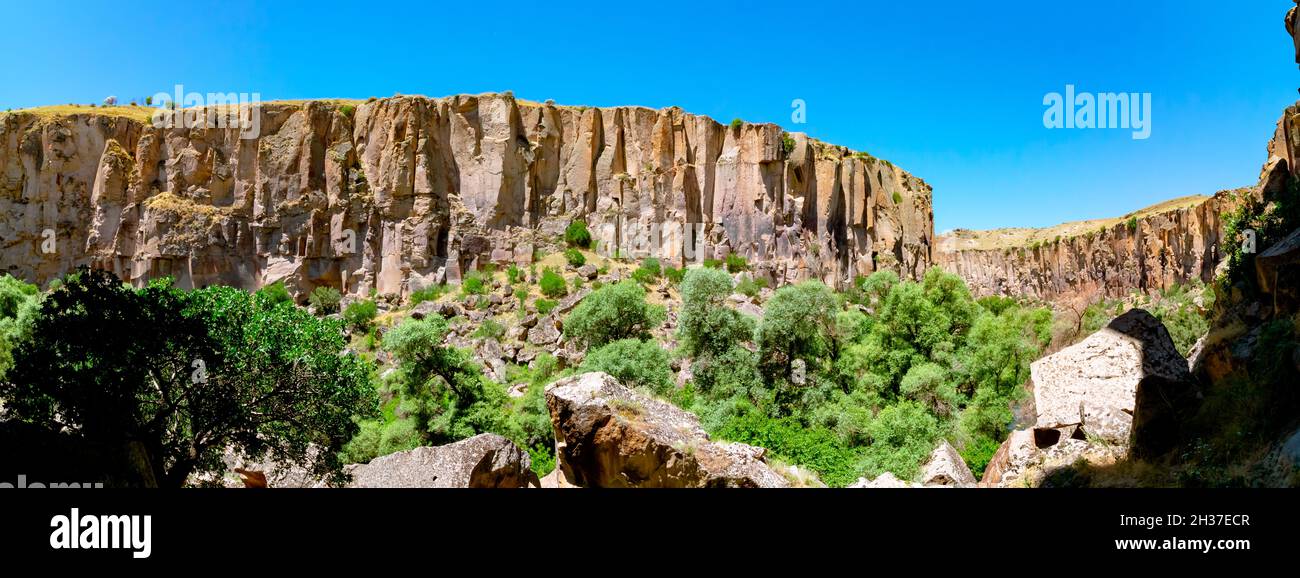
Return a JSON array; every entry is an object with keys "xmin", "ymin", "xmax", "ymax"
[
  {"xmin": 936, "ymin": 192, "xmax": 1237, "ymax": 303},
  {"xmin": 0, "ymin": 94, "xmax": 933, "ymax": 298}
]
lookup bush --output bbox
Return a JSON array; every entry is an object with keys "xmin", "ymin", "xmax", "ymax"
[
  {"xmin": 735, "ymin": 276, "xmax": 768, "ymax": 297},
  {"xmin": 539, "ymin": 267, "xmax": 567, "ymax": 298},
  {"xmin": 730, "ymin": 118, "xmax": 743, "ymax": 129},
  {"xmin": 857, "ymin": 401, "xmax": 940, "ymax": 479},
  {"xmin": 471, "ymin": 318, "xmax": 505, "ymax": 341},
  {"xmin": 342, "ymin": 299, "xmax": 378, "ymax": 332},
  {"xmin": 462, "ymin": 271, "xmax": 489, "ymax": 296},
  {"xmin": 580, "ymin": 339, "xmax": 674, "ymax": 396},
  {"xmin": 507, "ymin": 265, "xmax": 525, "ymax": 285},
  {"xmin": 702, "ymin": 258, "xmax": 724, "ymax": 270},
  {"xmin": 563, "ymin": 280, "xmax": 665, "ymax": 349},
  {"xmin": 256, "ymin": 281, "xmax": 294, "ymax": 307},
  {"xmin": 564, "ymin": 248, "xmax": 586, "ymax": 267},
  {"xmin": 309, "ymin": 286, "xmax": 343, "ymax": 314},
  {"xmin": 725, "ymin": 253, "xmax": 748, "ymax": 273},
  {"xmin": 565, "ymin": 220, "xmax": 593, "ymax": 248},
  {"xmin": 535, "ymin": 298, "xmax": 559, "ymax": 316},
  {"xmin": 713, "ymin": 409, "xmax": 860, "ymax": 487},
  {"xmin": 663, "ymin": 266, "xmax": 685, "ymax": 284},
  {"xmin": 409, "ymin": 284, "xmax": 447, "ymax": 306}
]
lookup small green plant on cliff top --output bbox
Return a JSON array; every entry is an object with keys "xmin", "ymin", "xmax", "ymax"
[
  {"xmin": 781, "ymin": 132, "xmax": 796, "ymax": 156},
  {"xmin": 892, "ymin": 191, "xmax": 903, "ymax": 205},
  {"xmin": 730, "ymin": 118, "xmax": 743, "ymax": 129},
  {"xmin": 1127, "ymin": 216, "xmax": 1139, "ymax": 231}
]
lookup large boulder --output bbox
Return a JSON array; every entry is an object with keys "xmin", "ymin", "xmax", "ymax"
[
  {"xmin": 545, "ymin": 372, "xmax": 789, "ymax": 488},
  {"xmin": 347, "ymin": 434, "xmax": 538, "ymax": 488},
  {"xmin": 919, "ymin": 440, "xmax": 977, "ymax": 487},
  {"xmin": 1030, "ymin": 309, "xmax": 1194, "ymax": 453}
]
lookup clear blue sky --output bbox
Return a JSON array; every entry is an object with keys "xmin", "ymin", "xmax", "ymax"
[{"xmin": 1, "ymin": 1, "xmax": 1293, "ymax": 231}]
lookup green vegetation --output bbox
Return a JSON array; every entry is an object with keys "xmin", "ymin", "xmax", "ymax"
[
  {"xmin": 564, "ymin": 248, "xmax": 586, "ymax": 267},
  {"xmin": 725, "ymin": 253, "xmax": 748, "ymax": 273},
  {"xmin": 461, "ymin": 270, "xmax": 490, "ymax": 296},
  {"xmin": 730, "ymin": 118, "xmax": 743, "ymax": 129},
  {"xmin": 631, "ymin": 257, "xmax": 662, "ymax": 284},
  {"xmin": 343, "ymin": 299, "xmax": 378, "ymax": 332},
  {"xmin": 539, "ymin": 267, "xmax": 567, "ymax": 298},
  {"xmin": 580, "ymin": 339, "xmax": 674, "ymax": 396},
  {"xmin": 507, "ymin": 264, "xmax": 525, "ymax": 285},
  {"xmin": 0, "ymin": 275, "xmax": 40, "ymax": 379},
  {"xmin": 781, "ymin": 132, "xmax": 796, "ymax": 156},
  {"xmin": 309, "ymin": 286, "xmax": 343, "ymax": 314},
  {"xmin": 892, "ymin": 191, "xmax": 903, "ymax": 205},
  {"xmin": 735, "ymin": 276, "xmax": 768, "ymax": 298},
  {"xmin": 0, "ymin": 269, "xmax": 375, "ymax": 487},
  {"xmin": 563, "ymin": 280, "xmax": 665, "ymax": 349},
  {"xmin": 535, "ymin": 298, "xmax": 559, "ymax": 316},
  {"xmin": 409, "ymin": 284, "xmax": 449, "ymax": 306},
  {"xmin": 663, "ymin": 266, "xmax": 685, "ymax": 284},
  {"xmin": 1126, "ymin": 216, "xmax": 1139, "ymax": 231},
  {"xmin": 666, "ymin": 268, "xmax": 1052, "ymax": 485},
  {"xmin": 1078, "ymin": 282, "xmax": 1212, "ymax": 356},
  {"xmin": 565, "ymin": 220, "xmax": 593, "ymax": 248},
  {"xmin": 471, "ymin": 318, "xmax": 506, "ymax": 341},
  {"xmin": 256, "ymin": 281, "xmax": 294, "ymax": 306}
]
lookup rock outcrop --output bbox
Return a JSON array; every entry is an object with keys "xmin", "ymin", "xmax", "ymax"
[
  {"xmin": 1031, "ymin": 309, "xmax": 1195, "ymax": 452},
  {"xmin": 0, "ymin": 95, "xmax": 932, "ymax": 299},
  {"xmin": 919, "ymin": 440, "xmax": 977, "ymax": 487},
  {"xmin": 544, "ymin": 372, "xmax": 789, "ymax": 488},
  {"xmin": 937, "ymin": 192, "xmax": 1236, "ymax": 303},
  {"xmin": 346, "ymin": 433, "xmax": 537, "ymax": 488}
]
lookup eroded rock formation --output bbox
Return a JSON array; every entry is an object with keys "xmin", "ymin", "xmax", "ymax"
[
  {"xmin": 545, "ymin": 371, "xmax": 790, "ymax": 488},
  {"xmin": 0, "ymin": 94, "xmax": 933, "ymax": 299},
  {"xmin": 346, "ymin": 433, "xmax": 537, "ymax": 488},
  {"xmin": 937, "ymin": 192, "xmax": 1236, "ymax": 303}
]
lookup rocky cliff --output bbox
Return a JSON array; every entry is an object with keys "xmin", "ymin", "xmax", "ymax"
[
  {"xmin": 0, "ymin": 94, "xmax": 933, "ymax": 299},
  {"xmin": 936, "ymin": 191, "xmax": 1237, "ymax": 303}
]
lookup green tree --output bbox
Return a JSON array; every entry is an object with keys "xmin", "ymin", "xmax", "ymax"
[
  {"xmin": 755, "ymin": 280, "xmax": 839, "ymax": 382},
  {"xmin": 678, "ymin": 268, "xmax": 753, "ymax": 358},
  {"xmin": 563, "ymin": 280, "xmax": 665, "ymax": 349},
  {"xmin": 342, "ymin": 299, "xmax": 378, "ymax": 332},
  {"xmin": 540, "ymin": 267, "xmax": 567, "ymax": 298},
  {"xmin": 580, "ymin": 339, "xmax": 674, "ymax": 395},
  {"xmin": 1, "ymin": 269, "xmax": 374, "ymax": 487}
]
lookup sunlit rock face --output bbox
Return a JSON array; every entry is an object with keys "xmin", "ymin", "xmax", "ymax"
[{"xmin": 0, "ymin": 94, "xmax": 933, "ymax": 299}]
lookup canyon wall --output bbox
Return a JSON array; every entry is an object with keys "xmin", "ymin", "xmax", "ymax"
[
  {"xmin": 0, "ymin": 94, "xmax": 933, "ymax": 299},
  {"xmin": 936, "ymin": 192, "xmax": 1237, "ymax": 303}
]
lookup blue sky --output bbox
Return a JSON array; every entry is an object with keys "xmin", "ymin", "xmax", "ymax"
[{"xmin": 1, "ymin": 1, "xmax": 1293, "ymax": 231}]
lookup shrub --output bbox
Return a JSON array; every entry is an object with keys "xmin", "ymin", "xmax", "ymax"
[
  {"xmin": 507, "ymin": 264, "xmax": 525, "ymax": 285},
  {"xmin": 663, "ymin": 266, "xmax": 685, "ymax": 284},
  {"xmin": 730, "ymin": 118, "xmax": 743, "ymax": 129},
  {"xmin": 1126, "ymin": 216, "xmax": 1138, "ymax": 231},
  {"xmin": 713, "ymin": 410, "xmax": 860, "ymax": 487},
  {"xmin": 540, "ymin": 267, "xmax": 567, "ymax": 298},
  {"xmin": 514, "ymin": 288, "xmax": 529, "ymax": 308},
  {"xmin": 462, "ymin": 271, "xmax": 489, "ymax": 296},
  {"xmin": 563, "ymin": 280, "xmax": 665, "ymax": 348},
  {"xmin": 857, "ymin": 401, "xmax": 940, "ymax": 479},
  {"xmin": 256, "ymin": 281, "xmax": 294, "ymax": 307},
  {"xmin": 471, "ymin": 318, "xmax": 506, "ymax": 341},
  {"xmin": 781, "ymin": 132, "xmax": 796, "ymax": 156},
  {"xmin": 892, "ymin": 191, "xmax": 903, "ymax": 205},
  {"xmin": 535, "ymin": 298, "xmax": 559, "ymax": 316},
  {"xmin": 565, "ymin": 220, "xmax": 593, "ymax": 248},
  {"xmin": 735, "ymin": 276, "xmax": 768, "ymax": 298},
  {"xmin": 564, "ymin": 248, "xmax": 586, "ymax": 267},
  {"xmin": 342, "ymin": 299, "xmax": 378, "ymax": 332},
  {"xmin": 409, "ymin": 284, "xmax": 448, "ymax": 306},
  {"xmin": 580, "ymin": 339, "xmax": 674, "ymax": 395},
  {"xmin": 309, "ymin": 286, "xmax": 342, "ymax": 314},
  {"xmin": 702, "ymin": 258, "xmax": 724, "ymax": 270},
  {"xmin": 725, "ymin": 253, "xmax": 748, "ymax": 273}
]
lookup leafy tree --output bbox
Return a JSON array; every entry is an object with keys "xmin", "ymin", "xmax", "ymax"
[
  {"xmin": 858, "ymin": 401, "xmax": 940, "ymax": 479},
  {"xmin": 755, "ymin": 281, "xmax": 839, "ymax": 382},
  {"xmin": 0, "ymin": 275, "xmax": 40, "ymax": 379},
  {"xmin": 1, "ymin": 269, "xmax": 374, "ymax": 487},
  {"xmin": 678, "ymin": 268, "xmax": 753, "ymax": 359},
  {"xmin": 563, "ymin": 280, "xmax": 664, "ymax": 349},
  {"xmin": 580, "ymin": 339, "xmax": 673, "ymax": 395}
]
